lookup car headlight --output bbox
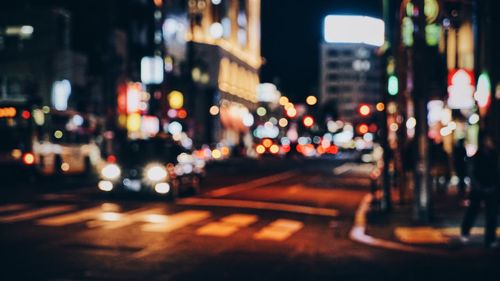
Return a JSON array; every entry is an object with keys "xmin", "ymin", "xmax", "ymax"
[
  {"xmin": 101, "ymin": 164, "xmax": 121, "ymax": 180},
  {"xmin": 145, "ymin": 164, "xmax": 167, "ymax": 182}
]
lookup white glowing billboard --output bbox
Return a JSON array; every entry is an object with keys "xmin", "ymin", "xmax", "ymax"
[{"xmin": 324, "ymin": 15, "xmax": 385, "ymax": 47}]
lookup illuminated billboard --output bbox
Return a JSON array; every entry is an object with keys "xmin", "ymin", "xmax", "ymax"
[{"xmin": 324, "ymin": 15, "xmax": 385, "ymax": 47}]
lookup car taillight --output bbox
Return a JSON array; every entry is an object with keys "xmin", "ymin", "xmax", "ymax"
[
  {"xmin": 107, "ymin": 155, "xmax": 116, "ymax": 163},
  {"xmin": 23, "ymin": 153, "xmax": 35, "ymax": 165}
]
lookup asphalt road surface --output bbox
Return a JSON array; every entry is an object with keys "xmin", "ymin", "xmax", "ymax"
[{"xmin": 0, "ymin": 158, "xmax": 498, "ymax": 281}]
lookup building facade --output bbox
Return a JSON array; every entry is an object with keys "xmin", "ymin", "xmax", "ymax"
[
  {"xmin": 320, "ymin": 43, "xmax": 381, "ymax": 123},
  {"xmin": 160, "ymin": 0, "xmax": 262, "ymax": 147},
  {"xmin": 0, "ymin": 8, "xmax": 87, "ymax": 111}
]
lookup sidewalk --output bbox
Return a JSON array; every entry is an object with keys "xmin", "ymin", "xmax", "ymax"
[{"xmin": 359, "ymin": 185, "xmax": 500, "ymax": 254}]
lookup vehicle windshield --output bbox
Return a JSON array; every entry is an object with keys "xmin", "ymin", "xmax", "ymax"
[
  {"xmin": 117, "ymin": 138, "xmax": 186, "ymax": 168},
  {"xmin": 50, "ymin": 114, "xmax": 92, "ymax": 144}
]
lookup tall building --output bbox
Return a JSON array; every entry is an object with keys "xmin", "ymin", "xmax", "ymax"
[
  {"xmin": 161, "ymin": 0, "xmax": 262, "ymax": 147},
  {"xmin": 319, "ymin": 15, "xmax": 384, "ymax": 124},
  {"xmin": 320, "ymin": 44, "xmax": 381, "ymax": 123}
]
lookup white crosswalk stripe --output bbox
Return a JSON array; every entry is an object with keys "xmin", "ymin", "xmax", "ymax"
[
  {"xmin": 0, "ymin": 205, "xmax": 74, "ymax": 223},
  {"xmin": 253, "ymin": 219, "xmax": 304, "ymax": 241},
  {"xmin": 141, "ymin": 210, "xmax": 211, "ymax": 233},
  {"xmin": 37, "ymin": 203, "xmax": 121, "ymax": 226},
  {"xmin": 197, "ymin": 214, "xmax": 258, "ymax": 237},
  {"xmin": 87, "ymin": 207, "xmax": 165, "ymax": 230},
  {"xmin": 0, "ymin": 203, "xmax": 307, "ymax": 242}
]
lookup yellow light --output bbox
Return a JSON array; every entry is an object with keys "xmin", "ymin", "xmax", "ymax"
[
  {"xmin": 0, "ymin": 107, "xmax": 16, "ymax": 118},
  {"xmin": 286, "ymin": 107, "xmax": 297, "ymax": 118},
  {"xmin": 212, "ymin": 149, "xmax": 222, "ymax": 159},
  {"xmin": 168, "ymin": 91, "xmax": 184, "ymax": 110},
  {"xmin": 306, "ymin": 96, "xmax": 318, "ymax": 106},
  {"xmin": 278, "ymin": 118, "xmax": 288, "ymax": 127},
  {"xmin": 61, "ymin": 163, "xmax": 70, "ymax": 172},
  {"xmin": 127, "ymin": 113, "xmax": 141, "ymax": 132},
  {"xmin": 209, "ymin": 105, "xmax": 220, "ymax": 116},
  {"xmin": 376, "ymin": 102, "xmax": 385, "ymax": 112},
  {"xmin": 279, "ymin": 96, "xmax": 289, "ymax": 106},
  {"xmin": 256, "ymin": 107, "xmax": 267, "ymax": 116},
  {"xmin": 11, "ymin": 149, "xmax": 22, "ymax": 159},
  {"xmin": 256, "ymin": 145, "xmax": 266, "ymax": 154},
  {"xmin": 263, "ymin": 139, "xmax": 273, "ymax": 148},
  {"xmin": 284, "ymin": 102, "xmax": 294, "ymax": 110},
  {"xmin": 269, "ymin": 144, "xmax": 280, "ymax": 154},
  {"xmin": 303, "ymin": 116, "xmax": 314, "ymax": 127},
  {"xmin": 42, "ymin": 106, "xmax": 50, "ymax": 114},
  {"xmin": 54, "ymin": 130, "xmax": 63, "ymax": 139},
  {"xmin": 221, "ymin": 146, "xmax": 230, "ymax": 156}
]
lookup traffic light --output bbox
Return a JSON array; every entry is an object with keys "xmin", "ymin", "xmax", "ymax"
[
  {"xmin": 388, "ymin": 75, "xmax": 398, "ymax": 96},
  {"xmin": 303, "ymin": 116, "xmax": 314, "ymax": 128},
  {"xmin": 357, "ymin": 123, "xmax": 369, "ymax": 135},
  {"xmin": 358, "ymin": 104, "xmax": 371, "ymax": 117}
]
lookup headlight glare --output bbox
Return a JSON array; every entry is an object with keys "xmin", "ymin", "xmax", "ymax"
[
  {"xmin": 101, "ymin": 164, "xmax": 121, "ymax": 180},
  {"xmin": 146, "ymin": 165, "xmax": 167, "ymax": 182}
]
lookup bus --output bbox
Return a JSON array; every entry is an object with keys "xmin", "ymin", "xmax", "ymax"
[{"xmin": 0, "ymin": 99, "xmax": 102, "ymax": 179}]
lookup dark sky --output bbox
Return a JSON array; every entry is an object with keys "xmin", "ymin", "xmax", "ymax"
[{"xmin": 261, "ymin": 0, "xmax": 383, "ymax": 102}]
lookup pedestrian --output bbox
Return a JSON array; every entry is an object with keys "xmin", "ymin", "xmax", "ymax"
[
  {"xmin": 430, "ymin": 142, "xmax": 450, "ymax": 193},
  {"xmin": 460, "ymin": 134, "xmax": 499, "ymax": 248},
  {"xmin": 453, "ymin": 138, "xmax": 468, "ymax": 198}
]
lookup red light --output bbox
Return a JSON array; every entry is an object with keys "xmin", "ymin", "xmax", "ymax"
[
  {"xmin": 359, "ymin": 104, "xmax": 371, "ymax": 117},
  {"xmin": 23, "ymin": 153, "xmax": 35, "ymax": 165},
  {"xmin": 177, "ymin": 109, "xmax": 187, "ymax": 119},
  {"xmin": 22, "ymin": 110, "xmax": 31, "ymax": 120},
  {"xmin": 358, "ymin": 124, "xmax": 369, "ymax": 134},
  {"xmin": 107, "ymin": 155, "xmax": 117, "ymax": 163},
  {"xmin": 369, "ymin": 124, "xmax": 378, "ymax": 133},
  {"xmin": 327, "ymin": 145, "xmax": 339, "ymax": 155},
  {"xmin": 303, "ymin": 116, "xmax": 314, "ymax": 127}
]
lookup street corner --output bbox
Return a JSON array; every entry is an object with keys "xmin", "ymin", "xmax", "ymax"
[{"xmin": 351, "ymin": 194, "xmax": 500, "ymax": 256}]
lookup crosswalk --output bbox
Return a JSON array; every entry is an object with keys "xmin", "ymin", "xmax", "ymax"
[{"xmin": 0, "ymin": 202, "xmax": 306, "ymax": 242}]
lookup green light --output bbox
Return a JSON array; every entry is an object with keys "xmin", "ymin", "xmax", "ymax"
[
  {"xmin": 388, "ymin": 75, "xmax": 398, "ymax": 96},
  {"xmin": 425, "ymin": 24, "xmax": 441, "ymax": 46},
  {"xmin": 402, "ymin": 17, "xmax": 414, "ymax": 47}
]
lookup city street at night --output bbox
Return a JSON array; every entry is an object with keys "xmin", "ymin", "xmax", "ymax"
[
  {"xmin": 1, "ymin": 0, "xmax": 500, "ymax": 280},
  {"xmin": 1, "ymin": 157, "xmax": 499, "ymax": 280}
]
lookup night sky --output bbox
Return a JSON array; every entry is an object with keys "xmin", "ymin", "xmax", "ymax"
[{"xmin": 261, "ymin": 0, "xmax": 383, "ymax": 102}]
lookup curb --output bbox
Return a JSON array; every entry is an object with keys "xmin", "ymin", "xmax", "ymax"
[{"xmin": 349, "ymin": 193, "xmax": 448, "ymax": 256}]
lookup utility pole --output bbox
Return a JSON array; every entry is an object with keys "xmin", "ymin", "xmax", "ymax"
[
  {"xmin": 412, "ymin": 0, "xmax": 433, "ymax": 221},
  {"xmin": 381, "ymin": 0, "xmax": 392, "ymax": 212}
]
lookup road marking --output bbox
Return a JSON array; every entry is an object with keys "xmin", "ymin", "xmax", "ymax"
[
  {"xmin": 178, "ymin": 198, "xmax": 339, "ymax": 217},
  {"xmin": 253, "ymin": 219, "xmax": 304, "ymax": 241},
  {"xmin": 440, "ymin": 227, "xmax": 500, "ymax": 236},
  {"xmin": 0, "ymin": 205, "xmax": 74, "ymax": 223},
  {"xmin": 206, "ymin": 171, "xmax": 295, "ymax": 197},
  {"xmin": 394, "ymin": 227, "xmax": 449, "ymax": 244},
  {"xmin": 394, "ymin": 227, "xmax": 500, "ymax": 244},
  {"xmin": 349, "ymin": 194, "xmax": 447, "ymax": 255},
  {"xmin": 0, "ymin": 204, "xmax": 28, "ymax": 213},
  {"xmin": 141, "ymin": 210, "xmax": 211, "ymax": 233},
  {"xmin": 87, "ymin": 207, "xmax": 164, "ymax": 229},
  {"xmin": 37, "ymin": 203, "xmax": 121, "ymax": 226},
  {"xmin": 197, "ymin": 214, "xmax": 258, "ymax": 237}
]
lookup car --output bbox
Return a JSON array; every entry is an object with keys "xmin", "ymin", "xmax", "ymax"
[{"xmin": 97, "ymin": 137, "xmax": 201, "ymax": 200}]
